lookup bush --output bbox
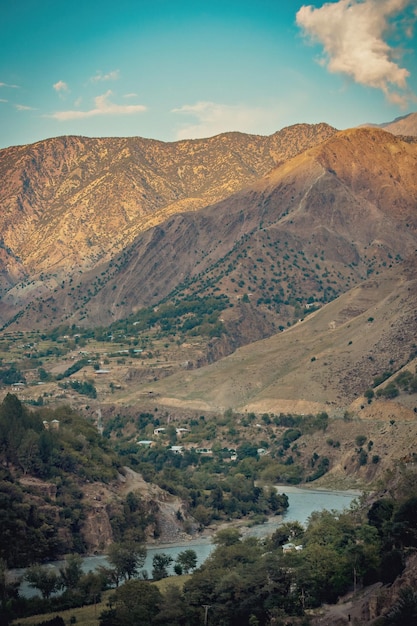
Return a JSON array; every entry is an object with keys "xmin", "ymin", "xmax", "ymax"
[
  {"xmin": 306, "ymin": 457, "xmax": 330, "ymax": 482},
  {"xmin": 377, "ymin": 383, "xmax": 399, "ymax": 399},
  {"xmin": 38, "ymin": 619, "xmax": 65, "ymax": 626},
  {"xmin": 355, "ymin": 435, "xmax": 367, "ymax": 447},
  {"xmin": 364, "ymin": 389, "xmax": 374, "ymax": 403},
  {"xmin": 358, "ymin": 449, "xmax": 368, "ymax": 466},
  {"xmin": 373, "ymin": 371, "xmax": 393, "ymax": 387}
]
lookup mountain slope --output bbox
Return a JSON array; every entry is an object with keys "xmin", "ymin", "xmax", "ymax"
[
  {"xmin": 379, "ymin": 111, "xmax": 417, "ymax": 136},
  {"xmin": 0, "ymin": 123, "xmax": 335, "ymax": 285},
  {"xmin": 137, "ymin": 254, "xmax": 417, "ymax": 415},
  {"xmin": 1, "ymin": 126, "xmax": 417, "ymax": 387},
  {"xmin": 8, "ymin": 126, "xmax": 416, "ymax": 340}
]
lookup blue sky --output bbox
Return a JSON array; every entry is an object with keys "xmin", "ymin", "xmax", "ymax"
[{"xmin": 1, "ymin": 0, "xmax": 416, "ymax": 148}]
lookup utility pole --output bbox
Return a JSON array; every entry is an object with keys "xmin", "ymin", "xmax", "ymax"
[{"xmin": 203, "ymin": 604, "xmax": 211, "ymax": 625}]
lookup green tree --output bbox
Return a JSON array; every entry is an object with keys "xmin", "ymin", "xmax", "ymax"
[
  {"xmin": 296, "ymin": 543, "xmax": 347, "ymax": 605},
  {"xmin": 192, "ymin": 504, "xmax": 212, "ymax": 526},
  {"xmin": 0, "ymin": 394, "xmax": 26, "ymax": 466},
  {"xmin": 265, "ymin": 488, "xmax": 289, "ymax": 514},
  {"xmin": 175, "ymin": 549, "xmax": 197, "ymax": 574},
  {"xmin": 209, "ymin": 485, "xmax": 224, "ymax": 511},
  {"xmin": 367, "ymin": 498, "xmax": 394, "ymax": 538},
  {"xmin": 59, "ymin": 554, "xmax": 83, "ymax": 591},
  {"xmin": 152, "ymin": 553, "xmax": 173, "ymax": 580},
  {"xmin": 38, "ymin": 430, "xmax": 55, "ymax": 466},
  {"xmin": 183, "ymin": 539, "xmax": 293, "ymax": 625},
  {"xmin": 107, "ymin": 541, "xmax": 146, "ymax": 584},
  {"xmin": 237, "ymin": 442, "xmax": 258, "ymax": 458},
  {"xmin": 213, "ymin": 528, "xmax": 242, "ymax": 546},
  {"xmin": 0, "ymin": 367, "xmax": 25, "ymax": 386},
  {"xmin": 17, "ymin": 429, "xmax": 39, "ymax": 474},
  {"xmin": 345, "ymin": 525, "xmax": 380, "ymax": 590},
  {"xmin": 364, "ymin": 388, "xmax": 374, "ymax": 403},
  {"xmin": 77, "ymin": 570, "xmax": 104, "ymax": 605},
  {"xmin": 99, "ymin": 579, "xmax": 162, "ymax": 626},
  {"xmin": 269, "ymin": 521, "xmax": 305, "ymax": 550},
  {"xmin": 385, "ymin": 586, "xmax": 417, "ymax": 625},
  {"xmin": 392, "ymin": 496, "xmax": 417, "ymax": 548},
  {"xmin": 174, "ymin": 563, "xmax": 183, "ymax": 576},
  {"xmin": 0, "ymin": 557, "xmax": 19, "ymax": 626},
  {"xmin": 25, "ymin": 564, "xmax": 62, "ymax": 599},
  {"xmin": 355, "ymin": 435, "xmax": 367, "ymax": 447},
  {"xmin": 154, "ymin": 583, "xmax": 187, "ymax": 625}
]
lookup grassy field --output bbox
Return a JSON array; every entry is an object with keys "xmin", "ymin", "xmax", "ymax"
[
  {"xmin": 12, "ymin": 592, "xmax": 111, "ymax": 626},
  {"xmin": 12, "ymin": 577, "xmax": 191, "ymax": 626}
]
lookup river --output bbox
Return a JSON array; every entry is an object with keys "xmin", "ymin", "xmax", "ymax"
[
  {"xmin": 245, "ymin": 485, "xmax": 360, "ymax": 538},
  {"xmin": 15, "ymin": 485, "xmax": 360, "ymax": 598}
]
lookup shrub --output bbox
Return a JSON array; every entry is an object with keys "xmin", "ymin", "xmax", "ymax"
[
  {"xmin": 355, "ymin": 435, "xmax": 367, "ymax": 447},
  {"xmin": 358, "ymin": 449, "xmax": 368, "ymax": 466}
]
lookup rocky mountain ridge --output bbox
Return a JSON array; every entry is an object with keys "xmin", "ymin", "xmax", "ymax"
[
  {"xmin": 0, "ymin": 123, "xmax": 335, "ymax": 285},
  {"xmin": 2, "ymin": 125, "xmax": 417, "ymax": 344}
]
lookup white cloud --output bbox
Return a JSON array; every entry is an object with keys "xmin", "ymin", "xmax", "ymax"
[
  {"xmin": 15, "ymin": 104, "xmax": 35, "ymax": 111},
  {"xmin": 0, "ymin": 82, "xmax": 19, "ymax": 88},
  {"xmin": 0, "ymin": 98, "xmax": 8, "ymax": 103},
  {"xmin": 172, "ymin": 101, "xmax": 280, "ymax": 139},
  {"xmin": 90, "ymin": 70, "xmax": 120, "ymax": 83},
  {"xmin": 48, "ymin": 90, "xmax": 146, "ymax": 120},
  {"xmin": 296, "ymin": 0, "xmax": 415, "ymax": 104},
  {"xmin": 53, "ymin": 80, "xmax": 69, "ymax": 93}
]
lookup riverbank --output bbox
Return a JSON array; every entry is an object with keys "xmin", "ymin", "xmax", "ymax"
[
  {"xmin": 146, "ymin": 483, "xmax": 362, "ymax": 550},
  {"xmin": 11, "ymin": 485, "xmax": 360, "ymax": 599}
]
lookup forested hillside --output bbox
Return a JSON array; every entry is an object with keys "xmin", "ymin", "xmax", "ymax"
[{"xmin": 0, "ymin": 394, "xmax": 130, "ymax": 567}]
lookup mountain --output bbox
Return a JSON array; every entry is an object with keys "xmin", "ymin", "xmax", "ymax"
[
  {"xmin": 0, "ymin": 123, "xmax": 335, "ymax": 290},
  {"xmin": 362, "ymin": 111, "xmax": 417, "ymax": 136},
  {"xmin": 0, "ymin": 125, "xmax": 417, "ymax": 410},
  {"xmin": 67, "ymin": 125, "xmax": 415, "ymax": 415},
  {"xmin": 1, "ymin": 123, "xmax": 417, "ymax": 387},
  {"xmin": 379, "ymin": 111, "xmax": 417, "ymax": 136}
]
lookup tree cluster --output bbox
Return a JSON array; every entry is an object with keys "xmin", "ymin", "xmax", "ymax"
[
  {"xmin": 0, "ymin": 395, "xmax": 125, "ymax": 566},
  {"xmin": 95, "ymin": 487, "xmax": 417, "ymax": 626}
]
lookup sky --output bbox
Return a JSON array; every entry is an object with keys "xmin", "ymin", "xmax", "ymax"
[{"xmin": 1, "ymin": 0, "xmax": 417, "ymax": 148}]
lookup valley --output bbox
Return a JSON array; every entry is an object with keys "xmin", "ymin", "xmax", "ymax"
[
  {"xmin": 1, "ymin": 119, "xmax": 417, "ymax": 508},
  {"xmin": 1, "ymin": 116, "xmax": 417, "ymax": 625}
]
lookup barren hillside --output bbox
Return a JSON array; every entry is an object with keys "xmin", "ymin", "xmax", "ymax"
[
  {"xmin": 137, "ymin": 255, "xmax": 417, "ymax": 415},
  {"xmin": 0, "ymin": 123, "xmax": 335, "ymax": 285}
]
